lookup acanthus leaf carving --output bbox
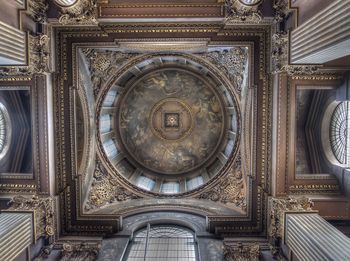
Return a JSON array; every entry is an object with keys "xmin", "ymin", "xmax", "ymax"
[
  {"xmin": 224, "ymin": 242, "xmax": 260, "ymax": 261},
  {"xmin": 196, "ymin": 156, "xmax": 246, "ymax": 210},
  {"xmin": 200, "ymin": 47, "xmax": 248, "ymax": 92},
  {"xmin": 7, "ymin": 195, "xmax": 56, "ymax": 239},
  {"xmin": 82, "ymin": 49, "xmax": 137, "ymax": 96},
  {"xmin": 85, "ymin": 160, "xmax": 141, "ymax": 211}
]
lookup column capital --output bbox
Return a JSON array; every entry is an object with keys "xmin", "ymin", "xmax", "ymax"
[
  {"xmin": 268, "ymin": 196, "xmax": 316, "ymax": 257},
  {"xmin": 6, "ymin": 195, "xmax": 56, "ymax": 240},
  {"xmin": 224, "ymin": 242, "xmax": 260, "ymax": 261}
]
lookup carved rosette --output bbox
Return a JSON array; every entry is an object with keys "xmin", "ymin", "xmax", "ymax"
[
  {"xmin": 60, "ymin": 242, "xmax": 101, "ymax": 261},
  {"xmin": 224, "ymin": 243, "xmax": 260, "ymax": 261},
  {"xmin": 85, "ymin": 161, "xmax": 141, "ymax": 210},
  {"xmin": 196, "ymin": 157, "xmax": 246, "ymax": 210},
  {"xmin": 225, "ymin": 0, "xmax": 262, "ymax": 23},
  {"xmin": 200, "ymin": 47, "xmax": 248, "ymax": 92},
  {"xmin": 58, "ymin": 0, "xmax": 98, "ymax": 25},
  {"xmin": 7, "ymin": 195, "xmax": 56, "ymax": 239},
  {"xmin": 268, "ymin": 197, "xmax": 315, "ymax": 257}
]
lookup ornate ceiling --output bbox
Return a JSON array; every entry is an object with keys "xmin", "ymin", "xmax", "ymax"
[{"xmin": 1, "ymin": 0, "xmax": 350, "ymax": 260}]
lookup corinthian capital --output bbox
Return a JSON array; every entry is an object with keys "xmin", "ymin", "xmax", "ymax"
[{"xmin": 7, "ymin": 195, "xmax": 56, "ymax": 239}]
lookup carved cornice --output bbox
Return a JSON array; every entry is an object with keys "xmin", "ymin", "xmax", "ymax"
[
  {"xmin": 225, "ymin": 0, "xmax": 262, "ymax": 24},
  {"xmin": 268, "ymin": 197, "xmax": 315, "ymax": 257},
  {"xmin": 6, "ymin": 195, "xmax": 56, "ymax": 239},
  {"xmin": 58, "ymin": 0, "xmax": 98, "ymax": 25},
  {"xmin": 224, "ymin": 242, "xmax": 260, "ymax": 261}
]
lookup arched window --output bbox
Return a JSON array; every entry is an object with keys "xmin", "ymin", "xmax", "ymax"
[
  {"xmin": 330, "ymin": 101, "xmax": 350, "ymax": 164},
  {"xmin": 125, "ymin": 225, "xmax": 197, "ymax": 261}
]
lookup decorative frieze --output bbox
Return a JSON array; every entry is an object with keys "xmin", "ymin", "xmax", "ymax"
[{"xmin": 7, "ymin": 195, "xmax": 56, "ymax": 239}]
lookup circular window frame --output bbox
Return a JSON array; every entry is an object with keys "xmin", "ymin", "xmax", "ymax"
[{"xmin": 0, "ymin": 102, "xmax": 11, "ymax": 160}]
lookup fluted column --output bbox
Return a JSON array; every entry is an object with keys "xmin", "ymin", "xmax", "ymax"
[
  {"xmin": 0, "ymin": 213, "xmax": 33, "ymax": 261},
  {"xmin": 286, "ymin": 213, "xmax": 350, "ymax": 261},
  {"xmin": 291, "ymin": 0, "xmax": 350, "ymax": 64},
  {"xmin": 0, "ymin": 20, "xmax": 26, "ymax": 65}
]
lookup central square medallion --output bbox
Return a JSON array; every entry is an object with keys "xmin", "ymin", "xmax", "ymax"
[{"xmin": 164, "ymin": 112, "xmax": 180, "ymax": 128}]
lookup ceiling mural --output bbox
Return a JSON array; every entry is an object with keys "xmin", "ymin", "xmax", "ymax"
[{"xmin": 78, "ymin": 48, "xmax": 249, "ymax": 214}]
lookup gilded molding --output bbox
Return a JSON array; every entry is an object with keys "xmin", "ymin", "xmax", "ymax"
[
  {"xmin": 7, "ymin": 195, "xmax": 56, "ymax": 239},
  {"xmin": 224, "ymin": 242, "xmax": 260, "ymax": 261}
]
